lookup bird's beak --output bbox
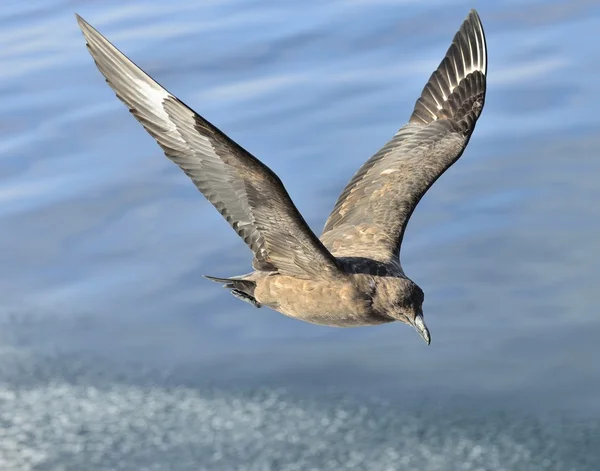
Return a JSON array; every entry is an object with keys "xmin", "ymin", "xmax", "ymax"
[{"xmin": 412, "ymin": 313, "xmax": 431, "ymax": 345}]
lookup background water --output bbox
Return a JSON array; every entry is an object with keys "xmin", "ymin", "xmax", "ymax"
[{"xmin": 1, "ymin": 0, "xmax": 599, "ymax": 469}]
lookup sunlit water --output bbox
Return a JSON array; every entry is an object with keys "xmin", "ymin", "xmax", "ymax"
[{"xmin": 1, "ymin": 0, "xmax": 599, "ymax": 469}]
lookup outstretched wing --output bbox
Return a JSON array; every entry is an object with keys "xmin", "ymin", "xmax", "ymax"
[
  {"xmin": 321, "ymin": 10, "xmax": 487, "ymax": 264},
  {"xmin": 76, "ymin": 15, "xmax": 341, "ymax": 280}
]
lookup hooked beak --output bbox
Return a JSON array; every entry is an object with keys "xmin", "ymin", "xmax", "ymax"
[{"xmin": 412, "ymin": 313, "xmax": 431, "ymax": 345}]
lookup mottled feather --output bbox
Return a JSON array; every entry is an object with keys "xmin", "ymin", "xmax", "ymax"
[{"xmin": 321, "ymin": 10, "xmax": 487, "ymax": 264}]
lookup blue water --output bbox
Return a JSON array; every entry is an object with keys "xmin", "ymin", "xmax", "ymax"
[{"xmin": 1, "ymin": 0, "xmax": 599, "ymax": 469}]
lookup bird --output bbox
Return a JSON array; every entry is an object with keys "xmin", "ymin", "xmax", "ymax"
[{"xmin": 76, "ymin": 9, "xmax": 487, "ymax": 345}]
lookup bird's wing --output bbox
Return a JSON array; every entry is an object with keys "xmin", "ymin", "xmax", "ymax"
[
  {"xmin": 76, "ymin": 15, "xmax": 341, "ymax": 280},
  {"xmin": 320, "ymin": 10, "xmax": 487, "ymax": 265}
]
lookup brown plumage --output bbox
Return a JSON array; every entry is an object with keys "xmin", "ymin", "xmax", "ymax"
[{"xmin": 76, "ymin": 9, "xmax": 487, "ymax": 344}]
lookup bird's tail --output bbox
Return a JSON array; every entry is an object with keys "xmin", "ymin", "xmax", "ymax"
[
  {"xmin": 203, "ymin": 274, "xmax": 255, "ymax": 292},
  {"xmin": 203, "ymin": 274, "xmax": 260, "ymax": 307}
]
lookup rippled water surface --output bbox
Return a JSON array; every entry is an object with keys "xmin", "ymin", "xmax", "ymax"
[{"xmin": 1, "ymin": 0, "xmax": 599, "ymax": 469}]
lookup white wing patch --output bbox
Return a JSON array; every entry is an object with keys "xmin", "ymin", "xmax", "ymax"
[
  {"xmin": 409, "ymin": 10, "xmax": 487, "ymax": 127},
  {"xmin": 132, "ymin": 78, "xmax": 188, "ymax": 146}
]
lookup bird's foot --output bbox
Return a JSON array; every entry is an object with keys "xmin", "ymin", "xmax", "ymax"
[{"xmin": 230, "ymin": 289, "xmax": 262, "ymax": 308}]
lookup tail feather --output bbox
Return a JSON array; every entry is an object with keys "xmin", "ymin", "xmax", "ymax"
[
  {"xmin": 203, "ymin": 274, "xmax": 256, "ymax": 295},
  {"xmin": 204, "ymin": 274, "xmax": 260, "ymax": 308},
  {"xmin": 203, "ymin": 275, "xmax": 236, "ymax": 287}
]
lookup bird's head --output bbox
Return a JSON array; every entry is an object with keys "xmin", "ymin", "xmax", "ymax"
[{"xmin": 375, "ymin": 277, "xmax": 430, "ymax": 345}]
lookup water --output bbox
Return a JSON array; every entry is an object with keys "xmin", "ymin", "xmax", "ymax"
[{"xmin": 1, "ymin": 0, "xmax": 599, "ymax": 469}]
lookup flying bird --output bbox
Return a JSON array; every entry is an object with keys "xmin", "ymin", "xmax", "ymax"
[{"xmin": 76, "ymin": 9, "xmax": 487, "ymax": 345}]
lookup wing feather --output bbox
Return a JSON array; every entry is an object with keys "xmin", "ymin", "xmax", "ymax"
[
  {"xmin": 76, "ymin": 15, "xmax": 341, "ymax": 279},
  {"xmin": 321, "ymin": 10, "xmax": 487, "ymax": 264}
]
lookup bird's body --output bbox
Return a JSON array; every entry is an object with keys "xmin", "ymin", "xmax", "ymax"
[
  {"xmin": 254, "ymin": 272, "xmax": 381, "ymax": 327},
  {"xmin": 76, "ymin": 9, "xmax": 488, "ymax": 344},
  {"xmin": 248, "ymin": 265, "xmax": 408, "ymax": 327}
]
